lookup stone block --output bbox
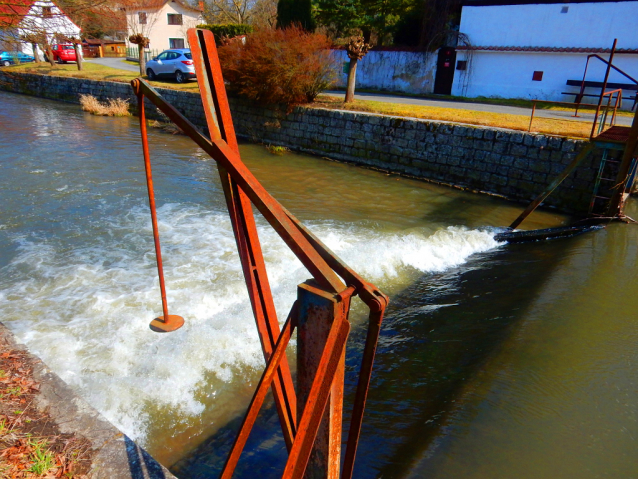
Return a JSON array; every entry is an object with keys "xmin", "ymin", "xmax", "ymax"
[
  {"xmin": 510, "ymin": 132, "xmax": 524, "ymax": 144},
  {"xmin": 473, "ymin": 128, "xmax": 484, "ymax": 139},
  {"xmin": 510, "ymin": 144, "xmax": 528, "ymax": 156},
  {"xmin": 548, "ymin": 136, "xmax": 563, "ymax": 150}
]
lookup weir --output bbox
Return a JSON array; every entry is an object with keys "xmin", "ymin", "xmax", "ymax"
[{"xmin": 130, "ymin": 29, "xmax": 638, "ymax": 477}]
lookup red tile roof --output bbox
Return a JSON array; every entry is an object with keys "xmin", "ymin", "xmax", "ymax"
[
  {"xmin": 457, "ymin": 45, "xmax": 638, "ymax": 53},
  {"xmin": 0, "ymin": 0, "xmax": 36, "ymax": 28}
]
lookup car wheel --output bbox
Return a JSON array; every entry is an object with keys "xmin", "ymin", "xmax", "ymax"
[
  {"xmin": 175, "ymin": 70, "xmax": 185, "ymax": 83},
  {"xmin": 1, "ymin": 60, "xmax": 10, "ymax": 67},
  {"xmin": 147, "ymin": 68, "xmax": 156, "ymax": 81}
]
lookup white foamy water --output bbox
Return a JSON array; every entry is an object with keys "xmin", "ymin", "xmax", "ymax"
[{"xmin": 0, "ymin": 201, "xmax": 499, "ymax": 450}]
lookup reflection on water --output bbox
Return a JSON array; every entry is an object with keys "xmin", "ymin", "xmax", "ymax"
[{"xmin": 1, "ymin": 91, "xmax": 634, "ymax": 478}]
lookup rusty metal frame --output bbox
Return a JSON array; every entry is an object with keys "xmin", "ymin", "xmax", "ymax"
[
  {"xmin": 132, "ymin": 27, "xmax": 389, "ymax": 478},
  {"xmin": 527, "ymin": 92, "xmax": 621, "ymax": 137}
]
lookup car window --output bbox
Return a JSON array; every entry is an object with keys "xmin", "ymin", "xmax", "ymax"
[
  {"xmin": 53, "ymin": 45, "xmax": 58, "ymax": 50},
  {"xmin": 168, "ymin": 52, "xmax": 180, "ymax": 60},
  {"xmin": 184, "ymin": 53, "xmax": 192, "ymax": 60},
  {"xmin": 63, "ymin": 45, "xmax": 73, "ymax": 50},
  {"xmin": 157, "ymin": 52, "xmax": 169, "ymax": 60}
]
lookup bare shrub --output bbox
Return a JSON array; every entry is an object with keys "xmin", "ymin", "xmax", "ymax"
[
  {"xmin": 79, "ymin": 94, "xmax": 130, "ymax": 116},
  {"xmin": 218, "ymin": 25, "xmax": 337, "ymax": 106}
]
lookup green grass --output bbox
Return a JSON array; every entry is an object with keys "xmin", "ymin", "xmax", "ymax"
[
  {"xmin": 26, "ymin": 437, "xmax": 56, "ymax": 475},
  {"xmin": 1, "ymin": 61, "xmax": 200, "ymax": 92},
  {"xmin": 266, "ymin": 144, "xmax": 289, "ymax": 155}
]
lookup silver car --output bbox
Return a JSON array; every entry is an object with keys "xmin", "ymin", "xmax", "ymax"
[{"xmin": 146, "ymin": 49, "xmax": 196, "ymax": 83}]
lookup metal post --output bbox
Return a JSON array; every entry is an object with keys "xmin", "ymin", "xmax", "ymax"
[
  {"xmin": 606, "ymin": 107, "xmax": 638, "ymax": 216},
  {"xmin": 137, "ymin": 93, "xmax": 184, "ymax": 333},
  {"xmin": 590, "ymin": 39, "xmax": 617, "ymax": 139},
  {"xmin": 528, "ymin": 101, "xmax": 536, "ymax": 132},
  {"xmin": 296, "ymin": 280, "xmax": 351, "ymax": 479}
]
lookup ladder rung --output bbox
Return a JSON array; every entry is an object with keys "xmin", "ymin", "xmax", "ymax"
[
  {"xmin": 600, "ymin": 177, "xmax": 617, "ymax": 182},
  {"xmin": 594, "ymin": 195, "xmax": 611, "ymax": 200}
]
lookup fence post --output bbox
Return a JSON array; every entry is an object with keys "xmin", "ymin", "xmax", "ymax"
[{"xmin": 296, "ymin": 280, "xmax": 351, "ymax": 479}]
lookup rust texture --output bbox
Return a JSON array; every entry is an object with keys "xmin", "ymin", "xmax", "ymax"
[{"xmin": 132, "ymin": 27, "xmax": 390, "ymax": 478}]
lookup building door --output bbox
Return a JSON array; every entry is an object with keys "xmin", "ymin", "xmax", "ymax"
[{"xmin": 433, "ymin": 48, "xmax": 457, "ymax": 95}]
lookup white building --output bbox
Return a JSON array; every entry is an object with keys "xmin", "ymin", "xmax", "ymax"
[
  {"xmin": 452, "ymin": 0, "xmax": 638, "ymax": 106},
  {"xmin": 125, "ymin": 0, "xmax": 203, "ymax": 53},
  {"xmin": 0, "ymin": 0, "xmax": 81, "ymax": 57}
]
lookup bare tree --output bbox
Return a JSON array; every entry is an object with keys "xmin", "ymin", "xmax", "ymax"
[
  {"xmin": 250, "ymin": 0, "xmax": 276, "ymax": 28},
  {"xmin": 203, "ymin": 0, "xmax": 277, "ymax": 26},
  {"xmin": 344, "ymin": 36, "xmax": 370, "ymax": 103}
]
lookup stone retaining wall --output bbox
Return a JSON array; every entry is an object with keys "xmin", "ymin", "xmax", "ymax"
[{"xmin": 0, "ymin": 71, "xmax": 600, "ymax": 213}]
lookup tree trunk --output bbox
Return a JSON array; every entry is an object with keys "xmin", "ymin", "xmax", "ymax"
[
  {"xmin": 44, "ymin": 44, "xmax": 55, "ymax": 66},
  {"xmin": 32, "ymin": 44, "xmax": 41, "ymax": 63},
  {"xmin": 138, "ymin": 44, "xmax": 146, "ymax": 76},
  {"xmin": 345, "ymin": 58, "xmax": 358, "ymax": 103},
  {"xmin": 74, "ymin": 43, "xmax": 83, "ymax": 71}
]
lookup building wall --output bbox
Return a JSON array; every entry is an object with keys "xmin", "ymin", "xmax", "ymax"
[
  {"xmin": 332, "ymin": 50, "xmax": 438, "ymax": 94},
  {"xmin": 0, "ymin": 71, "xmax": 602, "ymax": 214},
  {"xmin": 126, "ymin": 3, "xmax": 202, "ymax": 53},
  {"xmin": 452, "ymin": 50, "xmax": 638, "ymax": 104},
  {"xmin": 459, "ymin": 2, "xmax": 638, "ymax": 49}
]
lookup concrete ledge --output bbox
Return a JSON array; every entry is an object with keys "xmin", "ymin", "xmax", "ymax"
[{"xmin": 0, "ymin": 322, "xmax": 177, "ymax": 479}]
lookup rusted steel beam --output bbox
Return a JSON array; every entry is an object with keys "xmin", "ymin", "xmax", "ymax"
[
  {"xmin": 509, "ymin": 143, "xmax": 595, "ymax": 230},
  {"xmin": 136, "ymin": 92, "xmax": 184, "ymax": 332},
  {"xmin": 341, "ymin": 308, "xmax": 384, "ymax": 479},
  {"xmin": 284, "ymin": 300, "xmax": 351, "ymax": 479},
  {"xmin": 606, "ymin": 108, "xmax": 638, "ymax": 216},
  {"xmin": 282, "ymin": 208, "xmax": 388, "ymax": 313},
  {"xmin": 590, "ymin": 39, "xmax": 617, "ymax": 139},
  {"xmin": 296, "ymin": 282, "xmax": 354, "ymax": 479},
  {"xmin": 220, "ymin": 303, "xmax": 298, "ymax": 479},
  {"xmin": 130, "ymin": 79, "xmax": 345, "ymax": 294},
  {"xmin": 188, "ymin": 28, "xmax": 297, "ymax": 447}
]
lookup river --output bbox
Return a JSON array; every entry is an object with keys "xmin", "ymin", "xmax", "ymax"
[{"xmin": 0, "ymin": 90, "xmax": 635, "ymax": 478}]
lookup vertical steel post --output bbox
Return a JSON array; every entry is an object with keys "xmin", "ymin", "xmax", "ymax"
[
  {"xmin": 137, "ymin": 93, "xmax": 184, "ymax": 332},
  {"xmin": 606, "ymin": 107, "xmax": 638, "ymax": 216},
  {"xmin": 590, "ymin": 39, "xmax": 617, "ymax": 139},
  {"xmin": 296, "ymin": 281, "xmax": 351, "ymax": 479}
]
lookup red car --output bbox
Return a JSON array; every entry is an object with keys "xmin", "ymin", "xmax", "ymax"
[{"xmin": 52, "ymin": 44, "xmax": 77, "ymax": 63}]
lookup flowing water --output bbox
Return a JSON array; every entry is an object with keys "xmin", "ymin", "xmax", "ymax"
[{"xmin": 1, "ymin": 90, "xmax": 636, "ymax": 478}]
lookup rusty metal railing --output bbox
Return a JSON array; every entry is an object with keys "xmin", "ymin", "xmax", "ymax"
[
  {"xmin": 527, "ymin": 92, "xmax": 621, "ymax": 137},
  {"xmin": 133, "ymin": 28, "xmax": 388, "ymax": 478}
]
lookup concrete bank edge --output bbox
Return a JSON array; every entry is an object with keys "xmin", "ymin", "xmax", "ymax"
[{"xmin": 0, "ymin": 322, "xmax": 177, "ymax": 479}]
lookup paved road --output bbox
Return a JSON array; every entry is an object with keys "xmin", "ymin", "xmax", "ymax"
[
  {"xmin": 323, "ymin": 90, "xmax": 633, "ymax": 127},
  {"xmin": 84, "ymin": 57, "xmax": 140, "ymax": 73}
]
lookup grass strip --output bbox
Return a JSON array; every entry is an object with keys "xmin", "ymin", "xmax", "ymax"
[{"xmin": 312, "ymin": 96, "xmax": 594, "ymax": 138}]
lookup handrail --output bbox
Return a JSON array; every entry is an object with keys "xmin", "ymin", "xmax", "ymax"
[{"xmin": 527, "ymin": 91, "xmax": 622, "ymax": 138}]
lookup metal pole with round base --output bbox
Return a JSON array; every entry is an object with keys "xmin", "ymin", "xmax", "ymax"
[{"xmin": 137, "ymin": 88, "xmax": 184, "ymax": 333}]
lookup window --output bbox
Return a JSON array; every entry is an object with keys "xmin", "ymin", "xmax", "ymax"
[
  {"xmin": 42, "ymin": 6, "xmax": 52, "ymax": 17},
  {"xmin": 167, "ymin": 13, "xmax": 183, "ymax": 25},
  {"xmin": 561, "ymin": 6, "xmax": 569, "ymax": 13},
  {"xmin": 169, "ymin": 38, "xmax": 185, "ymax": 49},
  {"xmin": 138, "ymin": 12, "xmax": 147, "ymax": 24},
  {"xmin": 456, "ymin": 60, "xmax": 467, "ymax": 71},
  {"xmin": 156, "ymin": 52, "xmax": 169, "ymax": 60},
  {"xmin": 532, "ymin": 71, "xmax": 543, "ymax": 81}
]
